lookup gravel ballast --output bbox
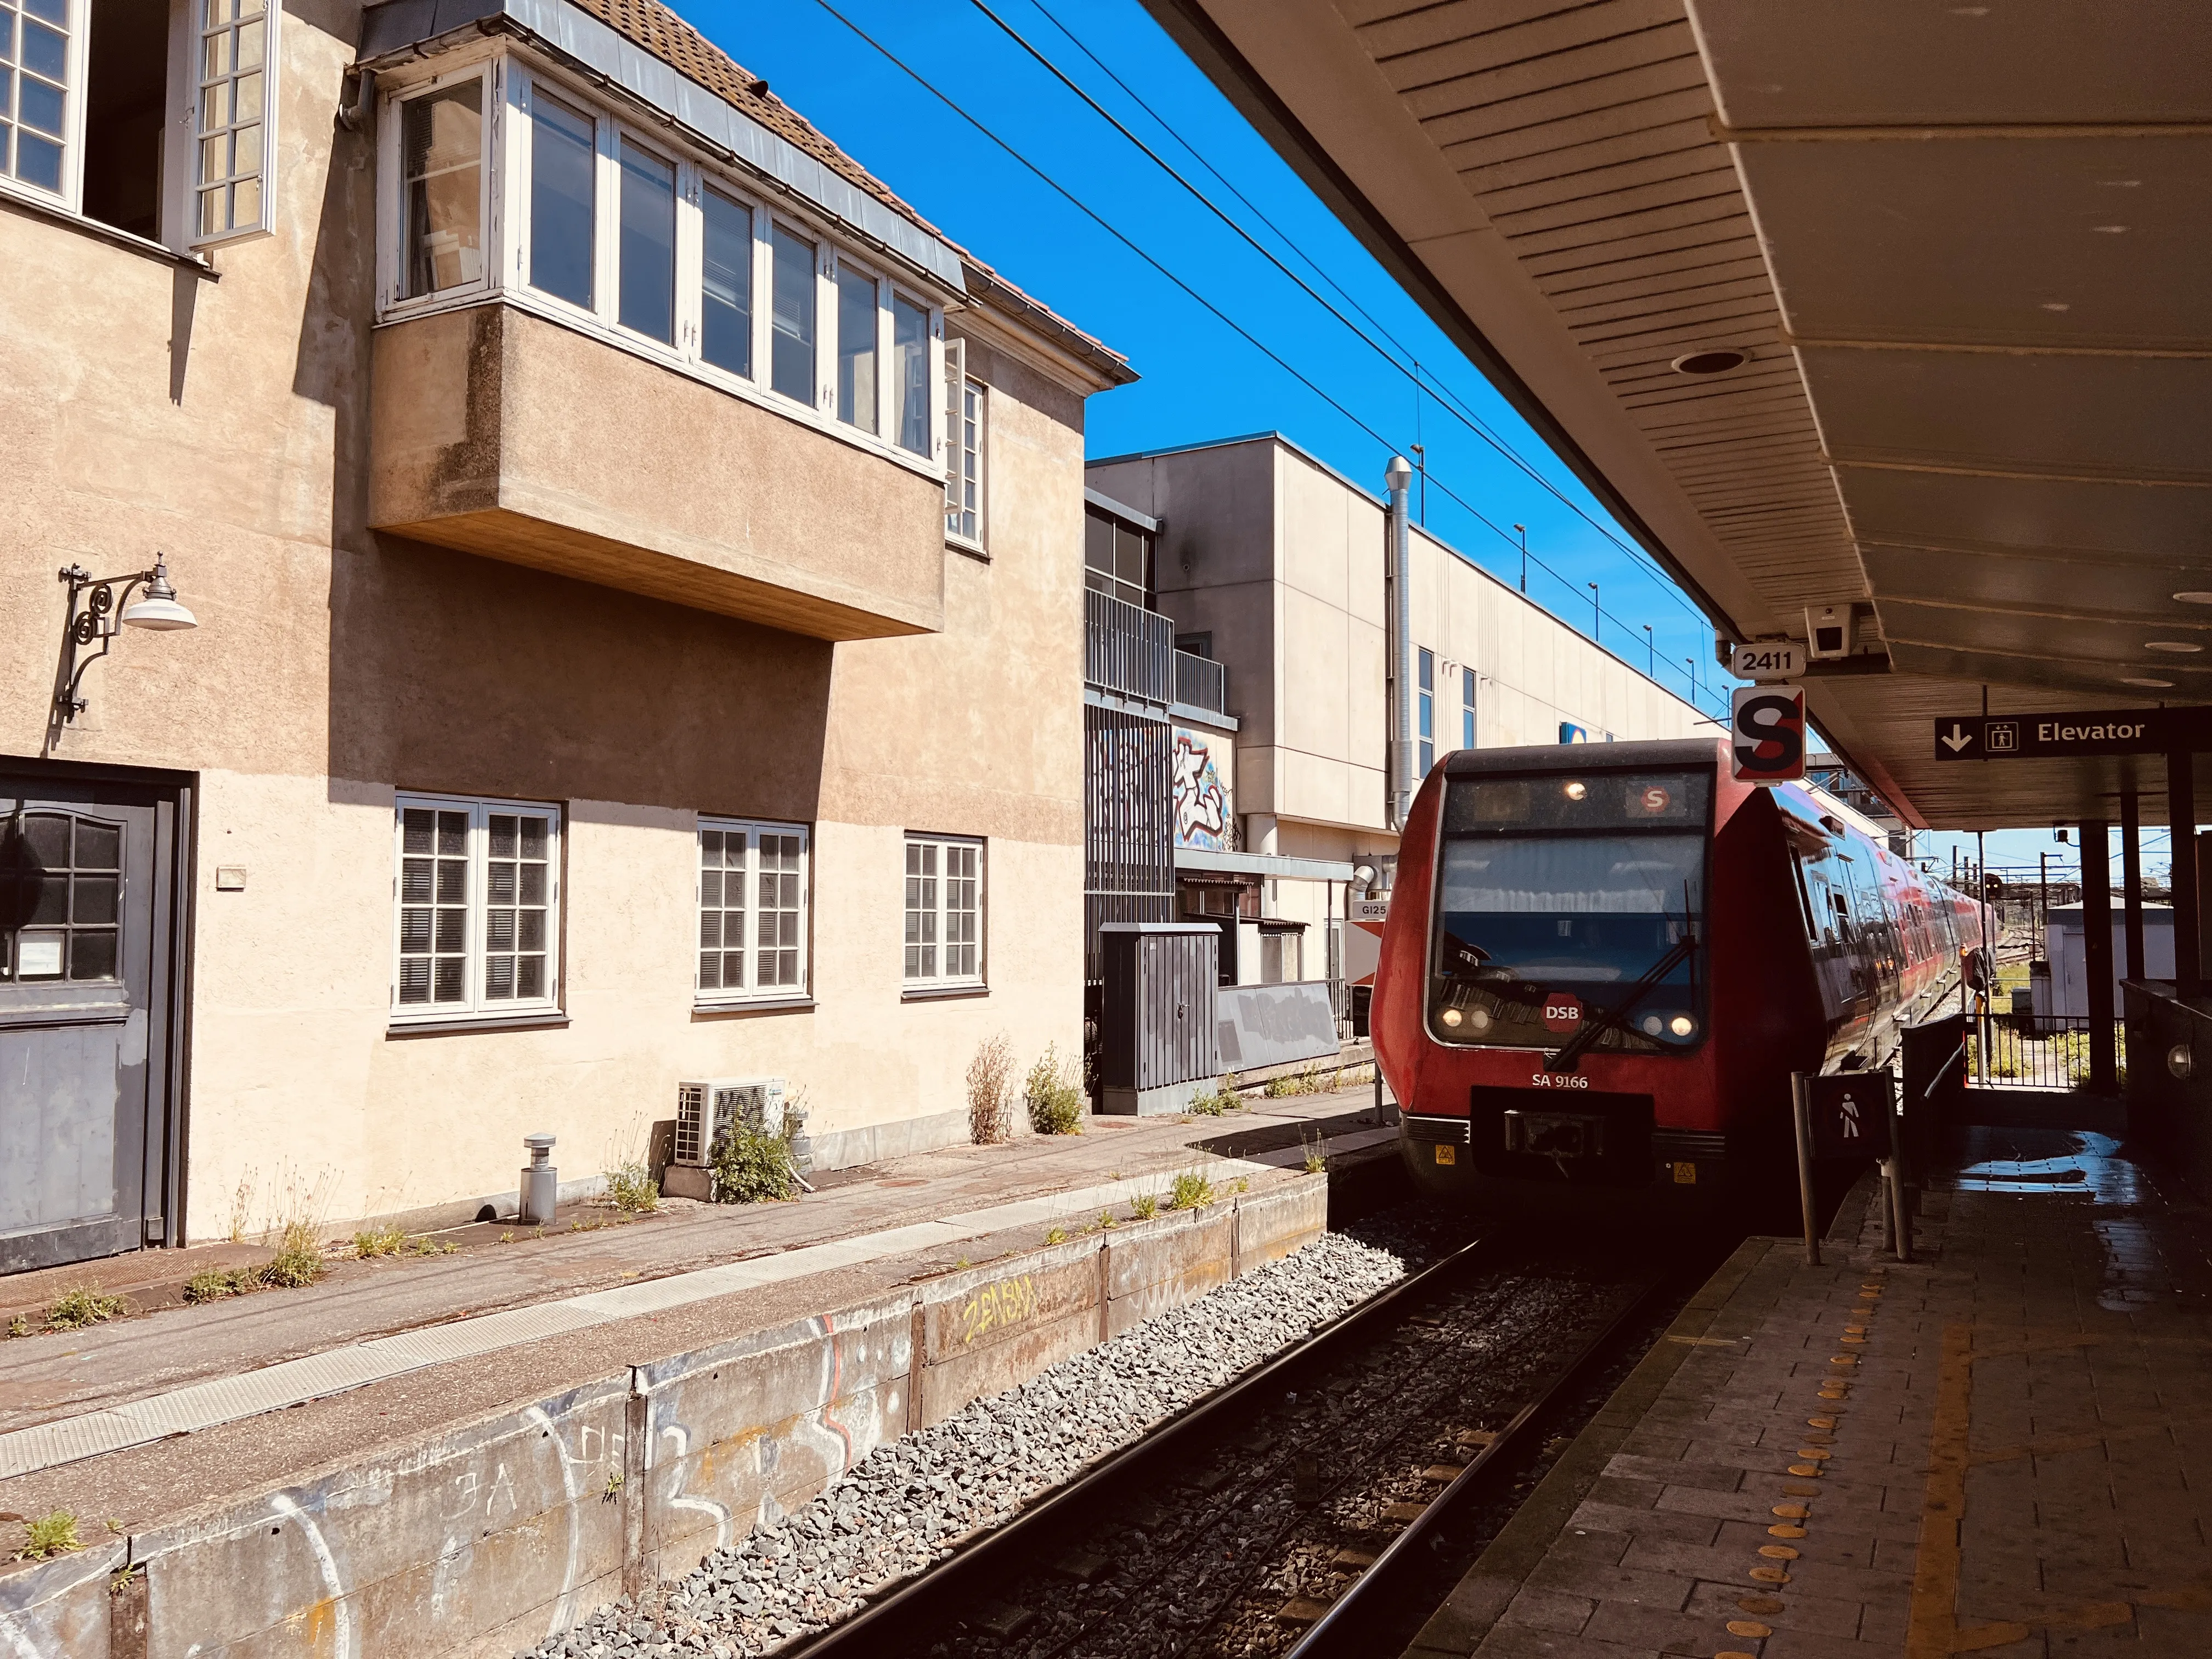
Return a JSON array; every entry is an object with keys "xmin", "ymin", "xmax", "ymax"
[{"xmin": 520, "ymin": 1227, "xmax": 1414, "ymax": 1659}]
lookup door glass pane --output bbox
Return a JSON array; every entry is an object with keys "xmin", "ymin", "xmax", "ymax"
[
  {"xmin": 617, "ymin": 137, "xmax": 674, "ymax": 343},
  {"xmin": 529, "ymin": 90, "xmax": 596, "ymax": 310},
  {"xmin": 0, "ymin": 808, "xmax": 125, "ymax": 986},
  {"xmin": 702, "ymin": 189, "xmax": 752, "ymax": 377},
  {"xmin": 836, "ymin": 263, "xmax": 877, "ymax": 432},
  {"xmin": 770, "ymin": 223, "xmax": 815, "ymax": 402},
  {"xmin": 401, "ymin": 81, "xmax": 483, "ymax": 298},
  {"xmin": 891, "ymin": 295, "xmax": 929, "ymax": 456}
]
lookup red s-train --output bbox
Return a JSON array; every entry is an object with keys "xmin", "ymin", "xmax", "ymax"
[{"xmin": 1373, "ymin": 738, "xmax": 1982, "ymax": 1210}]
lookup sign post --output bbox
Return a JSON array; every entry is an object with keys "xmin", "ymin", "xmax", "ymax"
[
  {"xmin": 1731, "ymin": 684, "xmax": 1807, "ymax": 784},
  {"xmin": 1790, "ymin": 1073, "xmax": 1821, "ymax": 1266}
]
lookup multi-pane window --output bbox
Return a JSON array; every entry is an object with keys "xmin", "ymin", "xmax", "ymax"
[
  {"xmin": 945, "ymin": 341, "xmax": 983, "ymax": 543},
  {"xmin": 770, "ymin": 221, "xmax": 816, "ymax": 403},
  {"xmin": 618, "ymin": 136, "xmax": 676, "ymax": 344},
  {"xmin": 393, "ymin": 795, "xmax": 561, "ymax": 1021},
  {"xmin": 1084, "ymin": 509, "xmax": 1151, "ymax": 608},
  {"xmin": 0, "ymin": 809, "xmax": 120, "ymax": 983},
  {"xmin": 905, "ymin": 835, "xmax": 982, "ymax": 987},
  {"xmin": 0, "ymin": 0, "xmax": 69, "ymax": 196},
  {"xmin": 196, "ymin": 0, "xmax": 270, "ymax": 239},
  {"xmin": 1462, "ymin": 665, "xmax": 1476, "ymax": 751},
  {"xmin": 529, "ymin": 87, "xmax": 595, "ymax": 310},
  {"xmin": 892, "ymin": 294, "xmax": 929, "ymax": 456},
  {"xmin": 1417, "ymin": 648, "xmax": 1435, "ymax": 776},
  {"xmin": 701, "ymin": 189, "xmax": 752, "ymax": 377},
  {"xmin": 836, "ymin": 259, "xmax": 879, "ymax": 432},
  {"xmin": 400, "ymin": 80, "xmax": 483, "ymax": 299},
  {"xmin": 697, "ymin": 820, "xmax": 809, "ymax": 1003}
]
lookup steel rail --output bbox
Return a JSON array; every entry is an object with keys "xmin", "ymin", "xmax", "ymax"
[
  {"xmin": 788, "ymin": 1231, "xmax": 1497, "ymax": 1659},
  {"xmin": 1284, "ymin": 1266, "xmax": 1679, "ymax": 1659}
]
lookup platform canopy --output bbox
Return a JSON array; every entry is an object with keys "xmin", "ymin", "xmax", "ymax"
[{"xmin": 1144, "ymin": 0, "xmax": 2212, "ymax": 831}]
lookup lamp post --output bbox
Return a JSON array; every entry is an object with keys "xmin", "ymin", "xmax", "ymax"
[
  {"xmin": 1644, "ymin": 624, "xmax": 1654, "ymax": 676},
  {"xmin": 1514, "ymin": 523, "xmax": 1527, "ymax": 594},
  {"xmin": 1588, "ymin": 582, "xmax": 1600, "ymax": 643},
  {"xmin": 1408, "ymin": 442, "xmax": 1426, "ymax": 526},
  {"xmin": 52, "ymin": 557, "xmax": 199, "ymax": 729}
]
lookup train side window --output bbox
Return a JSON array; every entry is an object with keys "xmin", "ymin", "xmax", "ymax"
[{"xmin": 1788, "ymin": 851, "xmax": 1819, "ymax": 941}]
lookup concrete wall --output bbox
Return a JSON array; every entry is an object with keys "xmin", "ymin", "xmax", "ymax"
[
  {"xmin": 0, "ymin": 7, "xmax": 1105, "ymax": 1243},
  {"xmin": 0, "ymin": 1180, "xmax": 1328, "ymax": 1657}
]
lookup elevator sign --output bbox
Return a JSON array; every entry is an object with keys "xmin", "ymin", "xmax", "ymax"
[
  {"xmin": 1730, "ymin": 684, "xmax": 1807, "ymax": 783},
  {"xmin": 1932, "ymin": 706, "xmax": 2212, "ymax": 760}
]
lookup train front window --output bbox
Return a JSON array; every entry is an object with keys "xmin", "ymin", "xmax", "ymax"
[{"xmin": 1431, "ymin": 770, "xmax": 1709, "ymax": 1052}]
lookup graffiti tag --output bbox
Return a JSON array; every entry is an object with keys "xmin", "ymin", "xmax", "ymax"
[
  {"xmin": 1172, "ymin": 732, "xmax": 1229, "ymax": 850},
  {"xmin": 958, "ymin": 1275, "xmax": 1037, "ymax": 1346}
]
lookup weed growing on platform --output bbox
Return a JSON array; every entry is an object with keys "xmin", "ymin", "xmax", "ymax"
[
  {"xmin": 14, "ymin": 1511, "xmax": 80, "ymax": 1561},
  {"xmin": 262, "ymin": 1222, "xmax": 326, "ymax": 1288},
  {"xmin": 603, "ymin": 1161, "xmax": 659, "ymax": 1215},
  {"xmin": 225, "ymin": 1167, "xmax": 258, "ymax": 1244},
  {"xmin": 966, "ymin": 1032, "xmax": 1015, "ymax": 1144},
  {"xmin": 184, "ymin": 1267, "xmax": 259, "ymax": 1303},
  {"xmin": 7, "ymin": 1316, "xmax": 29, "ymax": 1338},
  {"xmin": 711, "ymin": 1122, "xmax": 799, "ymax": 1203},
  {"xmin": 1190, "ymin": 1073, "xmax": 1240, "ymax": 1115},
  {"xmin": 1097, "ymin": 1209, "xmax": 1118, "ymax": 1230},
  {"xmin": 1128, "ymin": 1193, "xmax": 1159, "ymax": 1220},
  {"xmin": 352, "ymin": 1226, "xmax": 449, "ymax": 1260},
  {"xmin": 44, "ymin": 1285, "xmax": 128, "ymax": 1331},
  {"xmin": 1044, "ymin": 1225, "xmax": 1069, "ymax": 1246},
  {"xmin": 1025, "ymin": 1043, "xmax": 1085, "ymax": 1135},
  {"xmin": 1302, "ymin": 1132, "xmax": 1328, "ymax": 1175},
  {"xmin": 1229, "ymin": 1176, "xmax": 1250, "ymax": 1195},
  {"xmin": 1169, "ymin": 1172, "xmax": 1215, "ymax": 1211}
]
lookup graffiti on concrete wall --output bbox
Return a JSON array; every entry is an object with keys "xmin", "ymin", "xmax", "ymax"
[{"xmin": 1172, "ymin": 729, "xmax": 1232, "ymax": 850}]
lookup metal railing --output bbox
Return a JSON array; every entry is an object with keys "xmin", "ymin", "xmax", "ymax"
[
  {"xmin": 1085, "ymin": 589, "xmax": 1173, "ymax": 703},
  {"xmin": 1174, "ymin": 650, "xmax": 1227, "ymax": 714},
  {"xmin": 1968, "ymin": 1015, "xmax": 2126, "ymax": 1091}
]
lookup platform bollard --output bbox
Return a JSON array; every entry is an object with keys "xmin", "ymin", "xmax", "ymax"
[
  {"xmin": 1790, "ymin": 1073, "xmax": 1820, "ymax": 1267},
  {"xmin": 520, "ymin": 1133, "xmax": 558, "ymax": 1226}
]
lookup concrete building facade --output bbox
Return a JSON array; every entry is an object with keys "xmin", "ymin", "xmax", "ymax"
[
  {"xmin": 1086, "ymin": 433, "xmax": 1708, "ymax": 997},
  {"xmin": 0, "ymin": 0, "xmax": 1129, "ymax": 1271}
]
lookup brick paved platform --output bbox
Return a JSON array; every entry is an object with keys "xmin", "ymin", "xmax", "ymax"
[{"xmin": 1412, "ymin": 1127, "xmax": 2212, "ymax": 1659}]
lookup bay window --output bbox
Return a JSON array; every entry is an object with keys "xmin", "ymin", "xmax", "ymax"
[
  {"xmin": 380, "ymin": 54, "xmax": 951, "ymax": 469},
  {"xmin": 836, "ymin": 258, "xmax": 878, "ymax": 432},
  {"xmin": 617, "ymin": 135, "xmax": 675, "ymax": 343},
  {"xmin": 392, "ymin": 795, "xmax": 561, "ymax": 1024}
]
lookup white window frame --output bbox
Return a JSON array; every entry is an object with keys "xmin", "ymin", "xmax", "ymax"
[
  {"xmin": 373, "ymin": 48, "xmax": 958, "ymax": 486},
  {"xmin": 390, "ymin": 793, "xmax": 563, "ymax": 1025},
  {"xmin": 1462, "ymin": 665, "xmax": 1477, "ymax": 751},
  {"xmin": 904, "ymin": 833, "xmax": 985, "ymax": 990},
  {"xmin": 887, "ymin": 281, "xmax": 936, "ymax": 461},
  {"xmin": 188, "ymin": 0, "xmax": 281, "ymax": 246},
  {"xmin": 944, "ymin": 338, "xmax": 985, "ymax": 550},
  {"xmin": 377, "ymin": 58, "xmax": 497, "ymax": 315},
  {"xmin": 695, "ymin": 817, "xmax": 811, "ymax": 1007}
]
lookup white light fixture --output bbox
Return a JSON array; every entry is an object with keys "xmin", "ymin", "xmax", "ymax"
[
  {"xmin": 119, "ymin": 560, "xmax": 198, "ymax": 630},
  {"xmin": 2144, "ymin": 640, "xmax": 2203, "ymax": 653},
  {"xmin": 2121, "ymin": 676, "xmax": 2174, "ymax": 689}
]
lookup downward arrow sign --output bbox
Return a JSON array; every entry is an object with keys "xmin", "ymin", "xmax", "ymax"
[{"xmin": 1941, "ymin": 723, "xmax": 1974, "ymax": 753}]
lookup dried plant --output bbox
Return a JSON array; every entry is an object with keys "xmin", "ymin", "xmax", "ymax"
[{"xmin": 967, "ymin": 1032, "xmax": 1015, "ymax": 1144}]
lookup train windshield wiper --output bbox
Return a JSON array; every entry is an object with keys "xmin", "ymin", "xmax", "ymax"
[{"xmin": 1542, "ymin": 928, "xmax": 1696, "ymax": 1074}]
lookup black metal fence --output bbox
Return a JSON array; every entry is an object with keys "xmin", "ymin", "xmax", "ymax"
[
  {"xmin": 1968, "ymin": 1015, "xmax": 2127, "ymax": 1091},
  {"xmin": 1085, "ymin": 589, "xmax": 1173, "ymax": 703},
  {"xmin": 1084, "ymin": 703, "xmax": 1175, "ymax": 984}
]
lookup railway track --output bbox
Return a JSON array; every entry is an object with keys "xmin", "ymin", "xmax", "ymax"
[{"xmin": 788, "ymin": 1223, "xmax": 1703, "ymax": 1659}]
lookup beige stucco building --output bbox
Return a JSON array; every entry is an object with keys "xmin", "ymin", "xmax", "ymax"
[
  {"xmin": 1086, "ymin": 433, "xmax": 1706, "ymax": 994},
  {"xmin": 0, "ymin": 0, "xmax": 1130, "ymax": 1271}
]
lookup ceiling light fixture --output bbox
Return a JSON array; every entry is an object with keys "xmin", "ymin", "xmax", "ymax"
[
  {"xmin": 2174, "ymin": 592, "xmax": 2212, "ymax": 605},
  {"xmin": 1671, "ymin": 349, "xmax": 1747, "ymax": 376},
  {"xmin": 2121, "ymin": 676, "xmax": 2175, "ymax": 689},
  {"xmin": 2146, "ymin": 641, "xmax": 2204, "ymax": 653}
]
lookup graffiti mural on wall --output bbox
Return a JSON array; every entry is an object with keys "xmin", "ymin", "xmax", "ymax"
[{"xmin": 1173, "ymin": 729, "xmax": 1232, "ymax": 850}]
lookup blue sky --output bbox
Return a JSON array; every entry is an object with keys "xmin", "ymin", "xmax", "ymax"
[{"xmin": 688, "ymin": 0, "xmax": 1733, "ymax": 717}]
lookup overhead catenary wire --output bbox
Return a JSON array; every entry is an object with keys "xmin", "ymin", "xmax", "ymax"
[
  {"xmin": 977, "ymin": 0, "xmax": 1707, "ymax": 623},
  {"xmin": 801, "ymin": 0, "xmax": 1725, "ymax": 710}
]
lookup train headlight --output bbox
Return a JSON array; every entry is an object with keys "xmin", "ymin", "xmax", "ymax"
[
  {"xmin": 1668, "ymin": 1014, "xmax": 1696, "ymax": 1037},
  {"xmin": 1440, "ymin": 1006, "xmax": 1463, "ymax": 1028},
  {"xmin": 1641, "ymin": 1014, "xmax": 1663, "ymax": 1035},
  {"xmin": 1562, "ymin": 780, "xmax": 1588, "ymax": 802},
  {"xmin": 1469, "ymin": 1007, "xmax": 1492, "ymax": 1032},
  {"xmin": 2170, "ymin": 1043, "xmax": 2194, "ymax": 1080}
]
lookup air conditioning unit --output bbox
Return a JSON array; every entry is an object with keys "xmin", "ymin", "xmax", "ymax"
[{"xmin": 673, "ymin": 1076, "xmax": 787, "ymax": 1167}]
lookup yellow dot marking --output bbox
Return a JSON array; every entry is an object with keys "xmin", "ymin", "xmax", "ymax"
[
  {"xmin": 1852, "ymin": 1306, "xmax": 1875, "ymax": 1317},
  {"xmin": 1787, "ymin": 1464, "xmax": 1822, "ymax": 1477},
  {"xmin": 1760, "ymin": 1544, "xmax": 1801, "ymax": 1560},
  {"xmin": 1750, "ymin": 1566, "xmax": 1791, "ymax": 1583},
  {"xmin": 1728, "ymin": 1621, "xmax": 1774, "ymax": 1639},
  {"xmin": 1843, "ymin": 1325, "xmax": 1867, "ymax": 1334},
  {"xmin": 1797, "ymin": 1447, "xmax": 1832, "ymax": 1459},
  {"xmin": 1773, "ymin": 1504, "xmax": 1809, "ymax": 1519},
  {"xmin": 1807, "ymin": 1418, "xmax": 1836, "ymax": 1429},
  {"xmin": 1860, "ymin": 1282, "xmax": 1883, "ymax": 1291},
  {"xmin": 1717, "ymin": 1651, "xmax": 1759, "ymax": 1659},
  {"xmin": 1819, "ymin": 1388, "xmax": 1848, "ymax": 1400},
  {"xmin": 1841, "ymin": 1335, "xmax": 1868, "ymax": 1345},
  {"xmin": 1829, "ymin": 1355, "xmax": 1858, "ymax": 1365},
  {"xmin": 1768, "ymin": 1523, "xmax": 1807, "ymax": 1538}
]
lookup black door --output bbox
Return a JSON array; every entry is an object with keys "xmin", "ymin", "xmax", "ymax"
[{"xmin": 0, "ymin": 769, "xmax": 187, "ymax": 1274}]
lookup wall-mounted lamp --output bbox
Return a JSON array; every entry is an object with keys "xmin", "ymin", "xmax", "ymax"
[{"xmin": 54, "ymin": 557, "xmax": 198, "ymax": 725}]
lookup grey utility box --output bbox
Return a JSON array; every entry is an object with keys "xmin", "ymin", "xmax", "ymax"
[{"xmin": 1098, "ymin": 922, "xmax": 1220, "ymax": 1115}]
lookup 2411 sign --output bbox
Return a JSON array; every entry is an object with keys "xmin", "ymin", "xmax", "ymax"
[{"xmin": 1730, "ymin": 684, "xmax": 1806, "ymax": 784}]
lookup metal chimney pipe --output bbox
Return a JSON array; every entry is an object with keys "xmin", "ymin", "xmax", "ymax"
[{"xmin": 1385, "ymin": 456, "xmax": 1413, "ymax": 833}]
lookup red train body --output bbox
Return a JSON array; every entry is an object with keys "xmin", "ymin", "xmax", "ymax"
[{"xmin": 1373, "ymin": 738, "xmax": 1981, "ymax": 1210}]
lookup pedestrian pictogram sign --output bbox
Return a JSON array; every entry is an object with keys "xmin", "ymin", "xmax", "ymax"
[
  {"xmin": 1804, "ymin": 1073, "xmax": 1894, "ymax": 1160},
  {"xmin": 1731, "ymin": 684, "xmax": 1807, "ymax": 784}
]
